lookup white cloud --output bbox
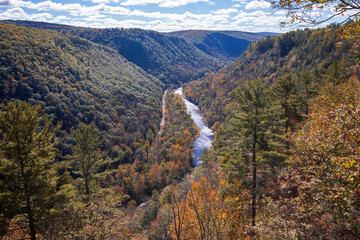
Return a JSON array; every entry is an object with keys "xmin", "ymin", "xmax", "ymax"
[
  {"xmin": 0, "ymin": 0, "xmax": 292, "ymax": 32},
  {"xmin": 212, "ymin": 8, "xmax": 238, "ymax": 15},
  {"xmin": 0, "ymin": 7, "xmax": 27, "ymax": 18},
  {"xmin": 0, "ymin": 0, "xmax": 27, "ymax": 7},
  {"xmin": 233, "ymin": 10, "xmax": 265, "ymax": 19},
  {"xmin": 120, "ymin": 0, "xmax": 162, "ymax": 6},
  {"xmin": 0, "ymin": 7, "xmax": 53, "ymax": 21},
  {"xmin": 1, "ymin": 0, "xmax": 212, "ymax": 16},
  {"xmin": 16, "ymin": 1, "xmax": 131, "ymax": 16},
  {"xmin": 159, "ymin": 0, "xmax": 211, "ymax": 8},
  {"xmin": 120, "ymin": 0, "xmax": 211, "ymax": 8},
  {"xmin": 0, "ymin": 1, "xmax": 230, "ymax": 24},
  {"xmin": 273, "ymin": 10, "xmax": 287, "ymax": 15},
  {"xmin": 91, "ymin": 0, "xmax": 119, "ymax": 3},
  {"xmin": 227, "ymin": 9, "xmax": 287, "ymax": 33},
  {"xmin": 54, "ymin": 15, "xmax": 70, "ymax": 20},
  {"xmin": 245, "ymin": 0, "xmax": 271, "ymax": 10},
  {"xmin": 0, "ymin": 0, "xmax": 128, "ymax": 16}
]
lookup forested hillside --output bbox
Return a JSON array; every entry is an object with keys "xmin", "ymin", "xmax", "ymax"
[
  {"xmin": 2, "ymin": 20, "xmax": 223, "ymax": 84},
  {"xmin": 1, "ymin": 15, "xmax": 360, "ymax": 239},
  {"xmin": 71, "ymin": 28, "xmax": 222, "ymax": 84},
  {"xmin": 169, "ymin": 23, "xmax": 360, "ymax": 239},
  {"xmin": 0, "ymin": 22, "xmax": 163, "ymax": 160},
  {"xmin": 167, "ymin": 30, "xmax": 267, "ymax": 62},
  {"xmin": 184, "ymin": 24, "xmax": 358, "ymax": 128},
  {"xmin": 0, "ymin": 22, "xmax": 205, "ymax": 239}
]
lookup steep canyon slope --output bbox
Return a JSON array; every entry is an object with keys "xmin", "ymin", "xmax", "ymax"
[
  {"xmin": 0, "ymin": 22, "xmax": 163, "ymax": 157},
  {"xmin": 184, "ymin": 24, "xmax": 359, "ymax": 128}
]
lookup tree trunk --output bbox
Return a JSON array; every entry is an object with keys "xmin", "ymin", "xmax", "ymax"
[
  {"xmin": 85, "ymin": 174, "xmax": 90, "ymax": 195},
  {"xmin": 252, "ymin": 123, "xmax": 257, "ymax": 227},
  {"xmin": 25, "ymin": 187, "xmax": 36, "ymax": 240},
  {"xmin": 284, "ymin": 102, "xmax": 291, "ymax": 150},
  {"xmin": 18, "ymin": 129, "xmax": 36, "ymax": 240}
]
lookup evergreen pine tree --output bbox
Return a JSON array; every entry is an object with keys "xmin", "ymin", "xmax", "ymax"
[
  {"xmin": 233, "ymin": 79, "xmax": 268, "ymax": 227},
  {"xmin": 271, "ymin": 74, "xmax": 300, "ymax": 133},
  {"xmin": 299, "ymin": 71, "xmax": 317, "ymax": 115},
  {"xmin": 72, "ymin": 122, "xmax": 100, "ymax": 196},
  {"xmin": 0, "ymin": 101, "xmax": 60, "ymax": 240},
  {"xmin": 215, "ymin": 79, "xmax": 287, "ymax": 228},
  {"xmin": 72, "ymin": 122, "xmax": 116, "ymax": 196}
]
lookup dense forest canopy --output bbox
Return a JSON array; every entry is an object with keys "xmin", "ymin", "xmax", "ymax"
[
  {"xmin": 177, "ymin": 22, "xmax": 360, "ymax": 239},
  {"xmin": 184, "ymin": 24, "xmax": 358, "ymax": 128},
  {"xmin": 166, "ymin": 30, "xmax": 268, "ymax": 63},
  {"xmin": 0, "ymin": 22, "xmax": 167, "ymax": 193},
  {"xmin": 3, "ymin": 20, "xmax": 276, "ymax": 85},
  {"xmin": 2, "ymin": 20, "xmax": 225, "ymax": 84},
  {"xmin": 0, "ymin": 11, "xmax": 359, "ymax": 239}
]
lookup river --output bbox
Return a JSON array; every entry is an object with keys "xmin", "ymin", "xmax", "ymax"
[{"xmin": 174, "ymin": 87, "xmax": 214, "ymax": 167}]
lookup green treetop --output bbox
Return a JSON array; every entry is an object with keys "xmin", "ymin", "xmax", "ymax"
[
  {"xmin": 72, "ymin": 122, "xmax": 101, "ymax": 196},
  {"xmin": 0, "ymin": 101, "xmax": 60, "ymax": 240}
]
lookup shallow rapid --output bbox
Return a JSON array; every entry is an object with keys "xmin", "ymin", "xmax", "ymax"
[{"xmin": 175, "ymin": 87, "xmax": 213, "ymax": 167}]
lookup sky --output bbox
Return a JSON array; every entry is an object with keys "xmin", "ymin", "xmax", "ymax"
[{"xmin": 0, "ymin": 0, "xmax": 346, "ymax": 32}]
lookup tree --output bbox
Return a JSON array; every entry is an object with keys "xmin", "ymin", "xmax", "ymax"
[
  {"xmin": 234, "ymin": 79, "xmax": 269, "ymax": 227},
  {"xmin": 0, "ymin": 101, "xmax": 59, "ymax": 240},
  {"xmin": 182, "ymin": 174, "xmax": 240, "ymax": 240},
  {"xmin": 216, "ymin": 79, "xmax": 271, "ymax": 227},
  {"xmin": 299, "ymin": 71, "xmax": 317, "ymax": 115},
  {"xmin": 326, "ymin": 59, "xmax": 350, "ymax": 84},
  {"xmin": 137, "ymin": 190, "xmax": 161, "ymax": 228},
  {"xmin": 271, "ymin": 74, "xmax": 300, "ymax": 133},
  {"xmin": 269, "ymin": 0, "xmax": 360, "ymax": 51},
  {"xmin": 269, "ymin": 0, "xmax": 360, "ymax": 26},
  {"xmin": 144, "ymin": 140, "xmax": 150, "ymax": 162},
  {"xmin": 72, "ymin": 122, "xmax": 100, "ymax": 196},
  {"xmin": 285, "ymin": 79, "xmax": 360, "ymax": 238},
  {"xmin": 165, "ymin": 185, "xmax": 188, "ymax": 240},
  {"xmin": 215, "ymin": 79, "xmax": 287, "ymax": 230},
  {"xmin": 146, "ymin": 128, "xmax": 155, "ymax": 143},
  {"xmin": 62, "ymin": 188, "xmax": 127, "ymax": 240}
]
